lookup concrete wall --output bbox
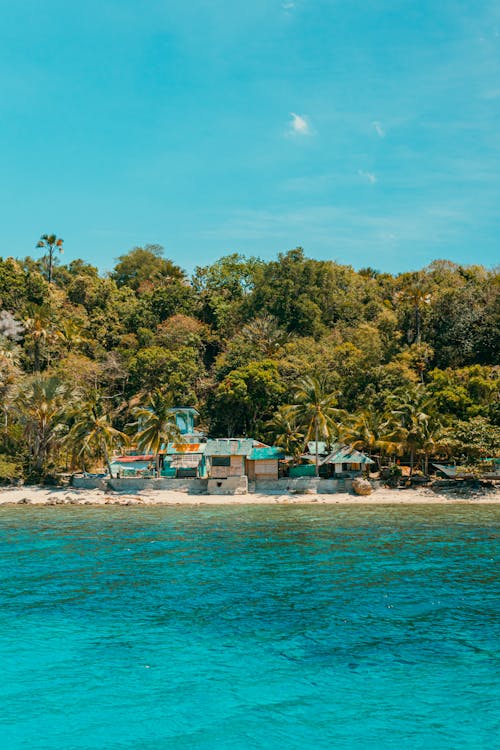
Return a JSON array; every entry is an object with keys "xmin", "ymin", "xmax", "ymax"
[
  {"xmin": 207, "ymin": 476, "xmax": 248, "ymax": 495},
  {"xmin": 72, "ymin": 475, "xmax": 108, "ymax": 490},
  {"xmin": 107, "ymin": 477, "xmax": 209, "ymax": 494},
  {"xmin": 253, "ymin": 478, "xmax": 353, "ymax": 494},
  {"xmin": 73, "ymin": 474, "xmax": 353, "ymax": 496}
]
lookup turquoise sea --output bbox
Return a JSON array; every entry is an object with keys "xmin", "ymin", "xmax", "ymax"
[{"xmin": 0, "ymin": 504, "xmax": 498, "ymax": 749}]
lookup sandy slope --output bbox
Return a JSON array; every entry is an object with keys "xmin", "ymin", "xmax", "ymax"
[{"xmin": 0, "ymin": 486, "xmax": 498, "ymax": 505}]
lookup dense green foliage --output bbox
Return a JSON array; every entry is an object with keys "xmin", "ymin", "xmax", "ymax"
[{"xmin": 0, "ymin": 245, "xmax": 498, "ymax": 481}]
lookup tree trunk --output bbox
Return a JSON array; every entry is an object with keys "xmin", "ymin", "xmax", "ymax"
[
  {"xmin": 410, "ymin": 447, "xmax": 415, "ymax": 476},
  {"xmin": 34, "ymin": 339, "xmax": 40, "ymax": 372},
  {"xmin": 102, "ymin": 442, "xmax": 114, "ymax": 478},
  {"xmin": 156, "ymin": 454, "xmax": 161, "ymax": 478},
  {"xmin": 315, "ymin": 418, "xmax": 319, "ymax": 478}
]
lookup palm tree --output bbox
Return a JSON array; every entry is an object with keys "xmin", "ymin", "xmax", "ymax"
[
  {"xmin": 18, "ymin": 376, "xmax": 71, "ymax": 476},
  {"xmin": 394, "ymin": 283, "xmax": 432, "ymax": 344},
  {"xmin": 23, "ymin": 304, "xmax": 59, "ymax": 372},
  {"xmin": 36, "ymin": 233, "xmax": 64, "ymax": 284},
  {"xmin": 132, "ymin": 390, "xmax": 180, "ymax": 476},
  {"xmin": 67, "ymin": 391, "xmax": 128, "ymax": 477},
  {"xmin": 344, "ymin": 410, "xmax": 394, "ymax": 469},
  {"xmin": 240, "ymin": 315, "xmax": 292, "ymax": 357},
  {"xmin": 266, "ymin": 406, "xmax": 304, "ymax": 461},
  {"xmin": 417, "ymin": 420, "xmax": 448, "ymax": 475},
  {"xmin": 386, "ymin": 385, "xmax": 439, "ymax": 474},
  {"xmin": 289, "ymin": 376, "xmax": 340, "ymax": 476},
  {"xmin": 57, "ymin": 319, "xmax": 89, "ymax": 354},
  {"xmin": 0, "ymin": 355, "xmax": 20, "ymax": 433}
]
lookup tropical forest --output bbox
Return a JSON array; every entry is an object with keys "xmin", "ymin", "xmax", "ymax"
[{"xmin": 0, "ymin": 238, "xmax": 499, "ymax": 483}]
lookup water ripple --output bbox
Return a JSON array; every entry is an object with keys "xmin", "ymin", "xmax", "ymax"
[{"xmin": 0, "ymin": 504, "xmax": 498, "ymax": 749}]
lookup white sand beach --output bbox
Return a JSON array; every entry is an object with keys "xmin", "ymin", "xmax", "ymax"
[{"xmin": 0, "ymin": 485, "xmax": 499, "ymax": 505}]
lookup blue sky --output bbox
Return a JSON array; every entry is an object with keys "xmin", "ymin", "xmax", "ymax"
[{"xmin": 1, "ymin": 1, "xmax": 499, "ymax": 274}]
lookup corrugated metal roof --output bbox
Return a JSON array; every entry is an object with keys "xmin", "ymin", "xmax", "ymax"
[
  {"xmin": 321, "ymin": 444, "xmax": 374, "ymax": 465},
  {"xmin": 166, "ymin": 442, "xmax": 206, "ymax": 455},
  {"xmin": 307, "ymin": 441, "xmax": 327, "ymax": 455},
  {"xmin": 112, "ymin": 455, "xmax": 154, "ymax": 463},
  {"xmin": 248, "ymin": 446, "xmax": 285, "ymax": 460},
  {"xmin": 205, "ymin": 439, "xmax": 254, "ymax": 457},
  {"xmin": 169, "ymin": 454, "xmax": 202, "ymax": 468}
]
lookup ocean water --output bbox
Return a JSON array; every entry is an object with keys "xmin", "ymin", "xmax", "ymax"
[{"xmin": 0, "ymin": 505, "xmax": 498, "ymax": 750}]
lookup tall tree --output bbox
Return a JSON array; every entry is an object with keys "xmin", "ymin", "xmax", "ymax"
[
  {"xmin": 211, "ymin": 360, "xmax": 285, "ymax": 438},
  {"xmin": 344, "ymin": 410, "xmax": 394, "ymax": 468},
  {"xmin": 36, "ymin": 234, "xmax": 64, "ymax": 284},
  {"xmin": 67, "ymin": 391, "xmax": 127, "ymax": 476},
  {"xmin": 386, "ymin": 385, "xmax": 439, "ymax": 474},
  {"xmin": 289, "ymin": 376, "xmax": 340, "ymax": 476},
  {"xmin": 18, "ymin": 376, "xmax": 70, "ymax": 476},
  {"xmin": 266, "ymin": 406, "xmax": 304, "ymax": 461},
  {"xmin": 23, "ymin": 304, "xmax": 59, "ymax": 372},
  {"xmin": 395, "ymin": 281, "xmax": 432, "ymax": 344},
  {"xmin": 112, "ymin": 245, "xmax": 184, "ymax": 292},
  {"xmin": 239, "ymin": 315, "xmax": 292, "ymax": 357},
  {"xmin": 132, "ymin": 390, "xmax": 180, "ymax": 475},
  {"xmin": 192, "ymin": 253, "xmax": 262, "ymax": 336}
]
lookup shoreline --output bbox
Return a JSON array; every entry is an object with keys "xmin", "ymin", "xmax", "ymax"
[{"xmin": 0, "ymin": 485, "xmax": 499, "ymax": 506}]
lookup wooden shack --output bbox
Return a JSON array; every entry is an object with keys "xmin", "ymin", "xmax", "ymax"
[
  {"xmin": 163, "ymin": 442, "xmax": 207, "ymax": 478},
  {"xmin": 246, "ymin": 445, "xmax": 285, "ymax": 481},
  {"xmin": 205, "ymin": 439, "xmax": 254, "ymax": 479},
  {"xmin": 319, "ymin": 444, "xmax": 374, "ymax": 476}
]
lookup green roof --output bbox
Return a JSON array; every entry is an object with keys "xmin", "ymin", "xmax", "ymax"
[
  {"xmin": 321, "ymin": 444, "xmax": 374, "ymax": 465},
  {"xmin": 248, "ymin": 446, "xmax": 285, "ymax": 460}
]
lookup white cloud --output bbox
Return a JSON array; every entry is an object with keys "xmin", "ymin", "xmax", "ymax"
[
  {"xmin": 358, "ymin": 169, "xmax": 377, "ymax": 184},
  {"xmin": 372, "ymin": 121, "xmax": 385, "ymax": 138},
  {"xmin": 282, "ymin": 1, "xmax": 296, "ymax": 9},
  {"xmin": 287, "ymin": 112, "xmax": 313, "ymax": 137}
]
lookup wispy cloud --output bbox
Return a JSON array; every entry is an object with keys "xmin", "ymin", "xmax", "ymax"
[
  {"xmin": 372, "ymin": 121, "xmax": 385, "ymax": 138},
  {"xmin": 195, "ymin": 201, "xmax": 473, "ymax": 264},
  {"xmin": 358, "ymin": 170, "xmax": 377, "ymax": 184},
  {"xmin": 481, "ymin": 88, "xmax": 500, "ymax": 99},
  {"xmin": 282, "ymin": 1, "xmax": 296, "ymax": 9},
  {"xmin": 287, "ymin": 112, "xmax": 313, "ymax": 137}
]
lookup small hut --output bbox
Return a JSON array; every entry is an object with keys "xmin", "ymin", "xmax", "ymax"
[
  {"xmin": 163, "ymin": 442, "xmax": 207, "ymax": 478},
  {"xmin": 205, "ymin": 439, "xmax": 254, "ymax": 479},
  {"xmin": 289, "ymin": 442, "xmax": 374, "ymax": 478},
  {"xmin": 246, "ymin": 444, "xmax": 285, "ymax": 481},
  {"xmin": 319, "ymin": 444, "xmax": 374, "ymax": 477}
]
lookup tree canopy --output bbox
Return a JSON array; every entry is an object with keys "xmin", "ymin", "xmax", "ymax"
[{"xmin": 0, "ymin": 244, "xmax": 498, "ymax": 481}]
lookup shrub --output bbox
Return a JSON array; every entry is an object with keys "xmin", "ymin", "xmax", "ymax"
[{"xmin": 0, "ymin": 455, "xmax": 23, "ymax": 485}]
